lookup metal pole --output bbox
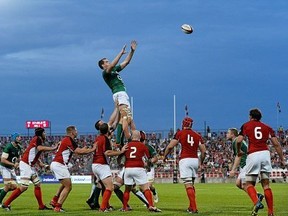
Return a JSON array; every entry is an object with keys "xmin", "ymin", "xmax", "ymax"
[{"xmin": 173, "ymin": 95, "xmax": 178, "ymax": 183}]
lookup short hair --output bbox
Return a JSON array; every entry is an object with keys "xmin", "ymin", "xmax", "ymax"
[
  {"xmin": 228, "ymin": 128, "xmax": 238, "ymax": 136},
  {"xmin": 95, "ymin": 120, "xmax": 101, "ymax": 131},
  {"xmin": 99, "ymin": 123, "xmax": 108, "ymax": 134},
  {"xmin": 249, "ymin": 108, "xmax": 262, "ymax": 121},
  {"xmin": 98, "ymin": 58, "xmax": 106, "ymax": 70},
  {"xmin": 66, "ymin": 125, "xmax": 76, "ymax": 134}
]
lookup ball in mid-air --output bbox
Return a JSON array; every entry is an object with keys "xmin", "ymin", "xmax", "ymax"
[{"xmin": 181, "ymin": 24, "xmax": 193, "ymax": 34}]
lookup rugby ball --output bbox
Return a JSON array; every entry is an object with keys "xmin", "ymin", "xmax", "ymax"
[{"xmin": 181, "ymin": 24, "xmax": 193, "ymax": 34}]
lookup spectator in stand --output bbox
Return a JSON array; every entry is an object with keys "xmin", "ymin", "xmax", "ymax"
[
  {"xmin": 163, "ymin": 117, "xmax": 206, "ymax": 214},
  {"xmin": 237, "ymin": 108, "xmax": 286, "ymax": 216},
  {"xmin": 2, "ymin": 128, "xmax": 58, "ymax": 211},
  {"xmin": 49, "ymin": 126, "xmax": 96, "ymax": 212}
]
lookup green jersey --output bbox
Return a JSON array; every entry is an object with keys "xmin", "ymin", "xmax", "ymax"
[
  {"xmin": 232, "ymin": 138, "xmax": 247, "ymax": 169},
  {"xmin": 102, "ymin": 65, "xmax": 126, "ymax": 94},
  {"xmin": 0, "ymin": 142, "xmax": 21, "ymax": 169},
  {"xmin": 146, "ymin": 143, "xmax": 157, "ymax": 168}
]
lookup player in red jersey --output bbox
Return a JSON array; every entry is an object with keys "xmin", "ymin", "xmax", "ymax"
[
  {"xmin": 163, "ymin": 117, "xmax": 206, "ymax": 214},
  {"xmin": 92, "ymin": 123, "xmax": 127, "ymax": 212},
  {"xmin": 237, "ymin": 108, "xmax": 286, "ymax": 216},
  {"xmin": 2, "ymin": 128, "xmax": 58, "ymax": 211},
  {"xmin": 50, "ymin": 126, "xmax": 96, "ymax": 212},
  {"xmin": 122, "ymin": 130, "xmax": 161, "ymax": 212}
]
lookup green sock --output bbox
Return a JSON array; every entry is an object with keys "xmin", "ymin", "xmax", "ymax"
[
  {"xmin": 116, "ymin": 124, "xmax": 123, "ymax": 145},
  {"xmin": 0, "ymin": 188, "xmax": 8, "ymax": 203}
]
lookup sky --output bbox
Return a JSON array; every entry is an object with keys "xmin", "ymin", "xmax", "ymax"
[{"xmin": 0, "ymin": 0, "xmax": 288, "ymax": 135}]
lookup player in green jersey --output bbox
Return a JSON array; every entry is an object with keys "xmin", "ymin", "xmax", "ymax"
[
  {"xmin": 226, "ymin": 128, "xmax": 264, "ymax": 200},
  {"xmin": 140, "ymin": 131, "xmax": 159, "ymax": 203},
  {"xmin": 98, "ymin": 40, "xmax": 137, "ymax": 146},
  {"xmin": 0, "ymin": 133, "xmax": 22, "ymax": 206}
]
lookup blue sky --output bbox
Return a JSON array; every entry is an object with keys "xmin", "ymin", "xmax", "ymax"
[{"xmin": 0, "ymin": 0, "xmax": 287, "ymax": 135}]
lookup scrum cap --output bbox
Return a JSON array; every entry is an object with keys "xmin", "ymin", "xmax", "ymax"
[
  {"xmin": 140, "ymin": 130, "xmax": 146, "ymax": 142},
  {"xmin": 182, "ymin": 117, "xmax": 193, "ymax": 128}
]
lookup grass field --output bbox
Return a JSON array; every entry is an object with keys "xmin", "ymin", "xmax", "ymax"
[{"xmin": 0, "ymin": 183, "xmax": 287, "ymax": 215}]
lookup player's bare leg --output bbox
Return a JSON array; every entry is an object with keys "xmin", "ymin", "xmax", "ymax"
[
  {"xmin": 50, "ymin": 185, "xmax": 64, "ymax": 207},
  {"xmin": 54, "ymin": 178, "xmax": 72, "ymax": 212},
  {"xmin": 0, "ymin": 178, "xmax": 17, "ymax": 206}
]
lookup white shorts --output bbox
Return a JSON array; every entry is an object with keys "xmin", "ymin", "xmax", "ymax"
[
  {"xmin": 50, "ymin": 162, "xmax": 71, "ymax": 180},
  {"xmin": 147, "ymin": 167, "xmax": 155, "ymax": 183},
  {"xmin": 92, "ymin": 164, "xmax": 112, "ymax": 181},
  {"xmin": 0, "ymin": 165, "xmax": 17, "ymax": 180},
  {"xmin": 179, "ymin": 158, "xmax": 199, "ymax": 179},
  {"xmin": 245, "ymin": 150, "xmax": 272, "ymax": 176},
  {"xmin": 113, "ymin": 91, "xmax": 130, "ymax": 108},
  {"xmin": 124, "ymin": 167, "xmax": 148, "ymax": 185},
  {"xmin": 117, "ymin": 167, "xmax": 125, "ymax": 180},
  {"xmin": 238, "ymin": 166, "xmax": 246, "ymax": 183},
  {"xmin": 19, "ymin": 161, "xmax": 37, "ymax": 179}
]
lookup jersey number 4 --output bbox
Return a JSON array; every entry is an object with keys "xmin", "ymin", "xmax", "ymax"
[{"xmin": 187, "ymin": 134, "xmax": 194, "ymax": 146}]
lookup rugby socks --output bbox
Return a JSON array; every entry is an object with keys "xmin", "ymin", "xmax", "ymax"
[
  {"xmin": 34, "ymin": 186, "xmax": 45, "ymax": 209},
  {"xmin": 93, "ymin": 187, "xmax": 101, "ymax": 207},
  {"xmin": 100, "ymin": 189, "xmax": 112, "ymax": 210},
  {"xmin": 264, "ymin": 188, "xmax": 274, "ymax": 214},
  {"xmin": 123, "ymin": 190, "xmax": 130, "ymax": 209},
  {"xmin": 4, "ymin": 188, "xmax": 22, "ymax": 206},
  {"xmin": 143, "ymin": 189, "xmax": 154, "ymax": 207},
  {"xmin": 0, "ymin": 188, "xmax": 7, "ymax": 203},
  {"xmin": 246, "ymin": 185, "xmax": 258, "ymax": 205},
  {"xmin": 186, "ymin": 187, "xmax": 197, "ymax": 211},
  {"xmin": 114, "ymin": 186, "xmax": 124, "ymax": 203},
  {"xmin": 150, "ymin": 187, "xmax": 157, "ymax": 196},
  {"xmin": 132, "ymin": 189, "xmax": 149, "ymax": 207}
]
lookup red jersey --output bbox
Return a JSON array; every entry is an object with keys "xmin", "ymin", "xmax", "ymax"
[
  {"xmin": 92, "ymin": 134, "xmax": 111, "ymax": 165},
  {"xmin": 239, "ymin": 120, "xmax": 275, "ymax": 154},
  {"xmin": 21, "ymin": 136, "xmax": 43, "ymax": 166},
  {"xmin": 53, "ymin": 136, "xmax": 78, "ymax": 165},
  {"xmin": 174, "ymin": 129, "xmax": 203, "ymax": 159},
  {"xmin": 124, "ymin": 141, "xmax": 150, "ymax": 168}
]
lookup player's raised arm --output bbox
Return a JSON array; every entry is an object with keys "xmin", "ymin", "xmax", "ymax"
[
  {"xmin": 120, "ymin": 40, "xmax": 137, "ymax": 70},
  {"xmin": 105, "ymin": 45, "xmax": 127, "ymax": 73}
]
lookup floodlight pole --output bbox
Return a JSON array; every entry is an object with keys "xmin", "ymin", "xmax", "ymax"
[{"xmin": 173, "ymin": 95, "xmax": 178, "ymax": 183}]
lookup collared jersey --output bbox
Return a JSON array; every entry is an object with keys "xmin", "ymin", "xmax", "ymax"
[{"xmin": 53, "ymin": 136, "xmax": 78, "ymax": 165}]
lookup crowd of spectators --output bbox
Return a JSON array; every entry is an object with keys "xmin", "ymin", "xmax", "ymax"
[{"xmin": 0, "ymin": 128, "xmax": 287, "ymax": 177}]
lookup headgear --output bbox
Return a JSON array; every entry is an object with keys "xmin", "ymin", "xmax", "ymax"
[
  {"xmin": 182, "ymin": 117, "xmax": 193, "ymax": 128},
  {"xmin": 35, "ymin": 127, "xmax": 45, "ymax": 136}
]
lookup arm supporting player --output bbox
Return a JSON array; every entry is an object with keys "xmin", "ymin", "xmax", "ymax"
[
  {"xmin": 236, "ymin": 135, "xmax": 244, "ymax": 157},
  {"xmin": 74, "ymin": 146, "xmax": 96, "ymax": 155},
  {"xmin": 104, "ymin": 144, "xmax": 128, "ymax": 157},
  {"xmin": 198, "ymin": 143, "xmax": 206, "ymax": 165}
]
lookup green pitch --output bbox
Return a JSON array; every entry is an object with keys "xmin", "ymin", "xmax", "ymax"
[{"xmin": 0, "ymin": 183, "xmax": 287, "ymax": 215}]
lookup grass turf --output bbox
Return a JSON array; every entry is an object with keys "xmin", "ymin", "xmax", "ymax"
[{"xmin": 0, "ymin": 182, "xmax": 287, "ymax": 215}]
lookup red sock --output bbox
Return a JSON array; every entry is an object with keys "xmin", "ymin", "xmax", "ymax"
[
  {"xmin": 123, "ymin": 190, "xmax": 130, "ymax": 209},
  {"xmin": 100, "ymin": 189, "xmax": 112, "ymax": 210},
  {"xmin": 4, "ymin": 188, "xmax": 23, "ymax": 206},
  {"xmin": 34, "ymin": 186, "xmax": 45, "ymax": 208},
  {"xmin": 264, "ymin": 188, "xmax": 273, "ymax": 214},
  {"xmin": 143, "ymin": 189, "xmax": 154, "ymax": 207},
  {"xmin": 186, "ymin": 186, "xmax": 197, "ymax": 211},
  {"xmin": 52, "ymin": 195, "xmax": 59, "ymax": 202},
  {"xmin": 246, "ymin": 185, "xmax": 258, "ymax": 205}
]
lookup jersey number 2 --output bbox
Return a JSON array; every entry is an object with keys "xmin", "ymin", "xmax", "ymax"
[{"xmin": 130, "ymin": 146, "xmax": 137, "ymax": 158}]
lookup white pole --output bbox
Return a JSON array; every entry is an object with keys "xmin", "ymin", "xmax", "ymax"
[{"xmin": 173, "ymin": 95, "xmax": 178, "ymax": 183}]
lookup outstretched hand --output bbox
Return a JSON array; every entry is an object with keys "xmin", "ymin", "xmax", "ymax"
[
  {"xmin": 131, "ymin": 40, "xmax": 137, "ymax": 51},
  {"xmin": 121, "ymin": 45, "xmax": 127, "ymax": 54}
]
